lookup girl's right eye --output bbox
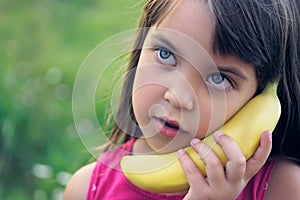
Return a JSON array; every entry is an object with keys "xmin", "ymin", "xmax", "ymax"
[
  {"xmin": 206, "ymin": 72, "xmax": 233, "ymax": 91},
  {"xmin": 155, "ymin": 48, "xmax": 177, "ymax": 66}
]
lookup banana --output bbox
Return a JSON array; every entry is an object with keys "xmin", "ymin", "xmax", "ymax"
[{"xmin": 120, "ymin": 82, "xmax": 281, "ymax": 193}]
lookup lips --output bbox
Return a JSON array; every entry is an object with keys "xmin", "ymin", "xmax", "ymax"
[{"xmin": 153, "ymin": 117, "xmax": 182, "ymax": 138}]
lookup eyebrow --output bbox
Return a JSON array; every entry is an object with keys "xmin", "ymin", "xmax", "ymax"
[
  {"xmin": 217, "ymin": 66, "xmax": 249, "ymax": 81},
  {"xmin": 150, "ymin": 33, "xmax": 180, "ymax": 54}
]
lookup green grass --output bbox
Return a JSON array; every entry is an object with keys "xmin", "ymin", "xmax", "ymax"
[{"xmin": 0, "ymin": 0, "xmax": 142, "ymax": 199}]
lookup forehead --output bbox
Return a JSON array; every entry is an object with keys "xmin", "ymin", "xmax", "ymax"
[{"xmin": 155, "ymin": 0, "xmax": 215, "ymax": 53}]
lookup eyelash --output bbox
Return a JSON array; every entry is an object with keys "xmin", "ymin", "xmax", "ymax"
[{"xmin": 206, "ymin": 72, "xmax": 235, "ymax": 90}]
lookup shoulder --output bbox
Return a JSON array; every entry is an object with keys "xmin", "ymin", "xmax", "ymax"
[
  {"xmin": 265, "ymin": 158, "xmax": 300, "ymax": 200},
  {"xmin": 62, "ymin": 162, "xmax": 96, "ymax": 200}
]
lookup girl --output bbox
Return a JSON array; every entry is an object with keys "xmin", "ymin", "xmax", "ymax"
[{"xmin": 64, "ymin": 0, "xmax": 300, "ymax": 199}]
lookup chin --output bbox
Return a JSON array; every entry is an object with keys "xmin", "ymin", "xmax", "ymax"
[{"xmin": 148, "ymin": 137, "xmax": 189, "ymax": 154}]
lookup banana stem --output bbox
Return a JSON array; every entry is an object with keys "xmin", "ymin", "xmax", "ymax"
[{"xmin": 263, "ymin": 80, "xmax": 279, "ymax": 95}]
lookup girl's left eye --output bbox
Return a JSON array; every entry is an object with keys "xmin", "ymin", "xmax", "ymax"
[
  {"xmin": 155, "ymin": 48, "xmax": 177, "ymax": 66},
  {"xmin": 207, "ymin": 73, "xmax": 233, "ymax": 90}
]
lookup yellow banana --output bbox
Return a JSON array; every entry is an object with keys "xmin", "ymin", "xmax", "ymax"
[{"xmin": 120, "ymin": 82, "xmax": 281, "ymax": 193}]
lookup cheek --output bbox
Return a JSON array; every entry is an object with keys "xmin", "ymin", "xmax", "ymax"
[
  {"xmin": 194, "ymin": 101, "xmax": 213, "ymax": 138},
  {"xmin": 194, "ymin": 93, "xmax": 228, "ymax": 138},
  {"xmin": 132, "ymin": 85, "xmax": 163, "ymax": 126}
]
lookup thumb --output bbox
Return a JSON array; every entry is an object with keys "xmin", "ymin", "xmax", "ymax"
[{"xmin": 245, "ymin": 130, "xmax": 272, "ymax": 180}]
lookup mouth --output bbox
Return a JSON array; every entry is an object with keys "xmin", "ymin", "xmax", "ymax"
[
  {"xmin": 160, "ymin": 118, "xmax": 180, "ymax": 130},
  {"xmin": 153, "ymin": 117, "xmax": 183, "ymax": 138}
]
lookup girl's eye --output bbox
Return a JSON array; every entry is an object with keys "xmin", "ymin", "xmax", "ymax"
[
  {"xmin": 207, "ymin": 73, "xmax": 232, "ymax": 90},
  {"xmin": 155, "ymin": 48, "xmax": 177, "ymax": 66}
]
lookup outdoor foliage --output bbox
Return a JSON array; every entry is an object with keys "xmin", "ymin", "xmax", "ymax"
[{"xmin": 0, "ymin": 0, "xmax": 141, "ymax": 199}]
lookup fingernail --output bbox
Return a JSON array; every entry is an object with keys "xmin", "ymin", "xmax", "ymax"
[
  {"xmin": 268, "ymin": 130, "xmax": 273, "ymax": 141},
  {"xmin": 178, "ymin": 149, "xmax": 185, "ymax": 157},
  {"xmin": 191, "ymin": 138, "xmax": 201, "ymax": 145},
  {"xmin": 213, "ymin": 131, "xmax": 224, "ymax": 141}
]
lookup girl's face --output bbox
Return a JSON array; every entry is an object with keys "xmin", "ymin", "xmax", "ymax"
[{"xmin": 132, "ymin": 0, "xmax": 258, "ymax": 154}]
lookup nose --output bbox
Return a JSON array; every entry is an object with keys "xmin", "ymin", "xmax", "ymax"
[{"xmin": 164, "ymin": 88, "xmax": 194, "ymax": 110}]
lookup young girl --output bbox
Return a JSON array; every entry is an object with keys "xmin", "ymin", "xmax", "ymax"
[{"xmin": 64, "ymin": 0, "xmax": 300, "ymax": 199}]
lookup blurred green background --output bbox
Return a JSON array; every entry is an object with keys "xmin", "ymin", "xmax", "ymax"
[{"xmin": 0, "ymin": 0, "xmax": 141, "ymax": 199}]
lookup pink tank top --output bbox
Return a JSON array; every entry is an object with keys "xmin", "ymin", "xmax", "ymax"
[
  {"xmin": 237, "ymin": 159, "xmax": 276, "ymax": 200},
  {"xmin": 87, "ymin": 138, "xmax": 276, "ymax": 200}
]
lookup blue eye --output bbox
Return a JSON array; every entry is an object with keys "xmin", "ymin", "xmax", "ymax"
[
  {"xmin": 207, "ymin": 73, "xmax": 232, "ymax": 90},
  {"xmin": 155, "ymin": 48, "xmax": 177, "ymax": 66}
]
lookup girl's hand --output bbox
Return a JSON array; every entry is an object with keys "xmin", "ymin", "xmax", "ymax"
[{"xmin": 178, "ymin": 130, "xmax": 272, "ymax": 200}]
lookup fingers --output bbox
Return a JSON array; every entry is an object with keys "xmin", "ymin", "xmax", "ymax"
[
  {"xmin": 245, "ymin": 130, "xmax": 272, "ymax": 180},
  {"xmin": 181, "ymin": 132, "xmax": 248, "ymax": 184},
  {"xmin": 213, "ymin": 131, "xmax": 246, "ymax": 183},
  {"xmin": 177, "ymin": 148, "xmax": 207, "ymax": 189},
  {"xmin": 178, "ymin": 138, "xmax": 227, "ymax": 196},
  {"xmin": 178, "ymin": 130, "xmax": 272, "ymax": 197},
  {"xmin": 190, "ymin": 137, "xmax": 226, "ymax": 184}
]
